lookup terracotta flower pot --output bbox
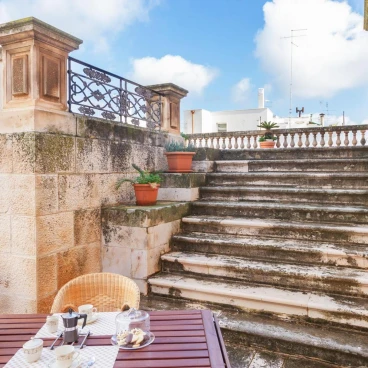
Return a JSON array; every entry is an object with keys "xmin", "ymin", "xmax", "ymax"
[
  {"xmin": 259, "ymin": 140, "xmax": 275, "ymax": 149},
  {"xmin": 133, "ymin": 184, "xmax": 160, "ymax": 206},
  {"xmin": 165, "ymin": 152, "xmax": 196, "ymax": 172}
]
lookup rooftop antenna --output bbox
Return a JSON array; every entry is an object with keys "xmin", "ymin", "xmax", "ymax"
[
  {"xmin": 296, "ymin": 107, "xmax": 304, "ymax": 118},
  {"xmin": 282, "ymin": 29, "xmax": 307, "ymax": 128}
]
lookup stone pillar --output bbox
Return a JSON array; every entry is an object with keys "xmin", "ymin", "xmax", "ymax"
[
  {"xmin": 0, "ymin": 17, "xmax": 83, "ymax": 314},
  {"xmin": 147, "ymin": 83, "xmax": 188, "ymax": 135}
]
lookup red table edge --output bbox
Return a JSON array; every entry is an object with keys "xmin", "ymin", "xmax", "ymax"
[{"xmin": 214, "ymin": 315, "xmax": 232, "ymax": 368}]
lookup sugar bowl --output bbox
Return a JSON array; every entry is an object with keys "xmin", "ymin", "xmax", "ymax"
[{"xmin": 23, "ymin": 337, "xmax": 43, "ymax": 363}]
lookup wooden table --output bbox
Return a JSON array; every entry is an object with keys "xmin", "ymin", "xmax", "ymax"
[{"xmin": 0, "ymin": 309, "xmax": 231, "ymax": 368}]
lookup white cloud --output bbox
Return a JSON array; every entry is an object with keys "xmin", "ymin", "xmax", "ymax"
[
  {"xmin": 130, "ymin": 55, "xmax": 218, "ymax": 94},
  {"xmin": 232, "ymin": 78, "xmax": 252, "ymax": 103},
  {"xmin": 255, "ymin": 0, "xmax": 368, "ymax": 99},
  {"xmin": 0, "ymin": 0, "xmax": 160, "ymax": 50}
]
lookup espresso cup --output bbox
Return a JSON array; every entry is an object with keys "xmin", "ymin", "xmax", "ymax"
[
  {"xmin": 78, "ymin": 304, "xmax": 97, "ymax": 321},
  {"xmin": 23, "ymin": 337, "xmax": 43, "ymax": 363},
  {"xmin": 46, "ymin": 314, "xmax": 59, "ymax": 334},
  {"xmin": 54, "ymin": 345, "xmax": 80, "ymax": 368}
]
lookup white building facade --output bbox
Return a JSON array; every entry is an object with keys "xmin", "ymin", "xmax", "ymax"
[{"xmin": 183, "ymin": 88, "xmax": 335, "ymax": 134}]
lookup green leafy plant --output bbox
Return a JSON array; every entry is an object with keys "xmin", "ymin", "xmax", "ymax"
[
  {"xmin": 165, "ymin": 141, "xmax": 196, "ymax": 152},
  {"xmin": 116, "ymin": 164, "xmax": 162, "ymax": 189},
  {"xmin": 257, "ymin": 121, "xmax": 279, "ymax": 140}
]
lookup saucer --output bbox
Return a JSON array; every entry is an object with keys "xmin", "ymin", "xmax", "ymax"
[
  {"xmin": 78, "ymin": 313, "xmax": 98, "ymax": 325},
  {"xmin": 47, "ymin": 358, "xmax": 82, "ymax": 368}
]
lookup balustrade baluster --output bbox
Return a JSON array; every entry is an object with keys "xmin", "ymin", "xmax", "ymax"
[
  {"xmin": 336, "ymin": 132, "xmax": 341, "ymax": 146},
  {"xmin": 228, "ymin": 136, "xmax": 233, "ymax": 149},
  {"xmin": 297, "ymin": 133, "xmax": 303, "ymax": 147},
  {"xmin": 240, "ymin": 136, "xmax": 245, "ymax": 149},
  {"xmin": 283, "ymin": 133, "xmax": 288, "ymax": 148},
  {"xmin": 199, "ymin": 138, "xmax": 203, "ymax": 148},
  {"xmin": 320, "ymin": 132, "xmax": 325, "ymax": 147},
  {"xmin": 221, "ymin": 137, "xmax": 226, "ymax": 149},
  {"xmin": 253, "ymin": 135, "xmax": 258, "ymax": 149},
  {"xmin": 276, "ymin": 134, "xmax": 281, "ymax": 148},
  {"xmin": 203, "ymin": 138, "xmax": 208, "ymax": 148},
  {"xmin": 305, "ymin": 133, "xmax": 310, "ymax": 147},
  {"xmin": 234, "ymin": 136, "xmax": 239, "ymax": 149},
  {"xmin": 312, "ymin": 133, "xmax": 317, "ymax": 147},
  {"xmin": 344, "ymin": 131, "xmax": 349, "ymax": 146},
  {"xmin": 215, "ymin": 137, "xmax": 220, "ymax": 149},
  {"xmin": 328, "ymin": 132, "xmax": 333, "ymax": 147},
  {"xmin": 352, "ymin": 131, "xmax": 357, "ymax": 146},
  {"xmin": 361, "ymin": 130, "xmax": 366, "ymax": 146},
  {"xmin": 290, "ymin": 133, "xmax": 295, "ymax": 148},
  {"xmin": 210, "ymin": 137, "xmax": 214, "ymax": 149},
  {"xmin": 246, "ymin": 136, "xmax": 251, "ymax": 149}
]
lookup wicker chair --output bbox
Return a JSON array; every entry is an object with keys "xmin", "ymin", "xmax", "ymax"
[{"xmin": 50, "ymin": 273, "xmax": 140, "ymax": 313}]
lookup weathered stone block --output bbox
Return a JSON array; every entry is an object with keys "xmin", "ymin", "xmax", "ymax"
[
  {"xmin": 57, "ymin": 243, "xmax": 100, "ymax": 288},
  {"xmin": 37, "ymin": 212, "xmax": 74, "ymax": 256},
  {"xmin": 0, "ymin": 256, "xmax": 36, "ymax": 298},
  {"xmin": 58, "ymin": 174, "xmax": 100, "ymax": 211},
  {"xmin": 35, "ymin": 175, "xmax": 58, "ymax": 215},
  {"xmin": 74, "ymin": 208, "xmax": 101, "ymax": 245},
  {"xmin": 76, "ymin": 138, "xmax": 111, "ymax": 173},
  {"xmin": 99, "ymin": 173, "xmax": 135, "ymax": 207},
  {"xmin": 35, "ymin": 133, "xmax": 75, "ymax": 173},
  {"xmin": 37, "ymin": 292, "xmax": 57, "ymax": 314},
  {"xmin": 11, "ymin": 174, "xmax": 35, "ymax": 215},
  {"xmin": 157, "ymin": 188, "xmax": 199, "ymax": 202},
  {"xmin": 11, "ymin": 215, "xmax": 36, "ymax": 256},
  {"xmin": 110, "ymin": 141, "xmax": 132, "ymax": 172},
  {"xmin": 0, "ymin": 294, "xmax": 37, "ymax": 314},
  {"xmin": 0, "ymin": 215, "xmax": 11, "ymax": 252},
  {"xmin": 0, "ymin": 134, "xmax": 12, "ymax": 173},
  {"xmin": 0, "ymin": 174, "xmax": 11, "ymax": 214},
  {"xmin": 12, "ymin": 132, "xmax": 36, "ymax": 173},
  {"xmin": 102, "ymin": 246, "xmax": 131, "ymax": 277},
  {"xmin": 103, "ymin": 225, "xmax": 148, "ymax": 249},
  {"xmin": 102, "ymin": 202, "xmax": 190, "ymax": 229},
  {"xmin": 37, "ymin": 253, "xmax": 57, "ymax": 298},
  {"xmin": 160, "ymin": 173, "xmax": 207, "ymax": 188},
  {"xmin": 147, "ymin": 220, "xmax": 181, "ymax": 250}
]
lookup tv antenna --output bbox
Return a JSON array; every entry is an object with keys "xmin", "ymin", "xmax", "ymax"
[
  {"xmin": 282, "ymin": 29, "xmax": 307, "ymax": 127},
  {"xmin": 296, "ymin": 107, "xmax": 304, "ymax": 117}
]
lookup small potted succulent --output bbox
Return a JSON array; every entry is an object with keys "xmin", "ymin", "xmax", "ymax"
[
  {"xmin": 116, "ymin": 164, "xmax": 162, "ymax": 206},
  {"xmin": 257, "ymin": 121, "xmax": 279, "ymax": 148},
  {"xmin": 165, "ymin": 134, "xmax": 197, "ymax": 172}
]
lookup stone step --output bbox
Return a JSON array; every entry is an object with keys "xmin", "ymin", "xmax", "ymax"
[
  {"xmin": 161, "ymin": 251, "xmax": 368, "ymax": 297},
  {"xmin": 220, "ymin": 159, "xmax": 368, "ymax": 172},
  {"xmin": 191, "ymin": 200, "xmax": 368, "ymax": 223},
  {"xmin": 141, "ymin": 294, "xmax": 368, "ymax": 367},
  {"xmin": 181, "ymin": 216, "xmax": 368, "ymax": 245},
  {"xmin": 206, "ymin": 172, "xmax": 368, "ymax": 189},
  {"xmin": 172, "ymin": 232, "xmax": 368, "ymax": 268},
  {"xmin": 148, "ymin": 273, "xmax": 368, "ymax": 328},
  {"xmin": 220, "ymin": 146, "xmax": 368, "ymax": 161},
  {"xmin": 215, "ymin": 160, "xmax": 249, "ymax": 172},
  {"xmin": 199, "ymin": 186, "xmax": 368, "ymax": 206}
]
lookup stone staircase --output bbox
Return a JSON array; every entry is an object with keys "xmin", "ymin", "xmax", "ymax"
[{"xmin": 148, "ymin": 148, "xmax": 368, "ymax": 367}]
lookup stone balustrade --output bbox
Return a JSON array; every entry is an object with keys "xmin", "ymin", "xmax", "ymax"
[{"xmin": 186, "ymin": 124, "xmax": 368, "ymax": 150}]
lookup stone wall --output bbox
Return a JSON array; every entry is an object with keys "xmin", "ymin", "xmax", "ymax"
[{"xmin": 0, "ymin": 115, "xmax": 180, "ymax": 313}]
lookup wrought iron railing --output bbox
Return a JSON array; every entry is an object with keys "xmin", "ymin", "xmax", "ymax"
[
  {"xmin": 186, "ymin": 124, "xmax": 368, "ymax": 149},
  {"xmin": 68, "ymin": 57, "xmax": 163, "ymax": 130}
]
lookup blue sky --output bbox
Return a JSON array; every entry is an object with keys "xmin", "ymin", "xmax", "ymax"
[{"xmin": 1, "ymin": 0, "xmax": 367, "ymax": 124}]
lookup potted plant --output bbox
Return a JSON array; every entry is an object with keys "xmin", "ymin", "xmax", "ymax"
[
  {"xmin": 165, "ymin": 134, "xmax": 197, "ymax": 172},
  {"xmin": 116, "ymin": 164, "xmax": 162, "ymax": 206},
  {"xmin": 257, "ymin": 121, "xmax": 279, "ymax": 148}
]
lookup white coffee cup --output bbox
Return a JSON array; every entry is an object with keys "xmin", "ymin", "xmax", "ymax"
[
  {"xmin": 46, "ymin": 314, "xmax": 59, "ymax": 334},
  {"xmin": 78, "ymin": 304, "xmax": 97, "ymax": 321},
  {"xmin": 54, "ymin": 345, "xmax": 80, "ymax": 368},
  {"xmin": 23, "ymin": 337, "xmax": 43, "ymax": 363}
]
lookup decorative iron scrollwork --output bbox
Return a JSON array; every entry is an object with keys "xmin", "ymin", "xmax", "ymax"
[
  {"xmin": 83, "ymin": 68, "xmax": 111, "ymax": 83},
  {"xmin": 101, "ymin": 111, "xmax": 116, "ymax": 120},
  {"xmin": 79, "ymin": 106, "xmax": 95, "ymax": 116},
  {"xmin": 69, "ymin": 57, "xmax": 162, "ymax": 130}
]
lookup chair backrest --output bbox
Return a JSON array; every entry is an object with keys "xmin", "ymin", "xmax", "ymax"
[{"xmin": 50, "ymin": 273, "xmax": 140, "ymax": 313}]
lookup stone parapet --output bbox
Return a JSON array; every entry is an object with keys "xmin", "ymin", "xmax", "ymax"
[{"xmin": 102, "ymin": 202, "xmax": 190, "ymax": 293}]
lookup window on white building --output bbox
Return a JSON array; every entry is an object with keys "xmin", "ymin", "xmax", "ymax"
[{"xmin": 217, "ymin": 123, "xmax": 227, "ymax": 132}]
